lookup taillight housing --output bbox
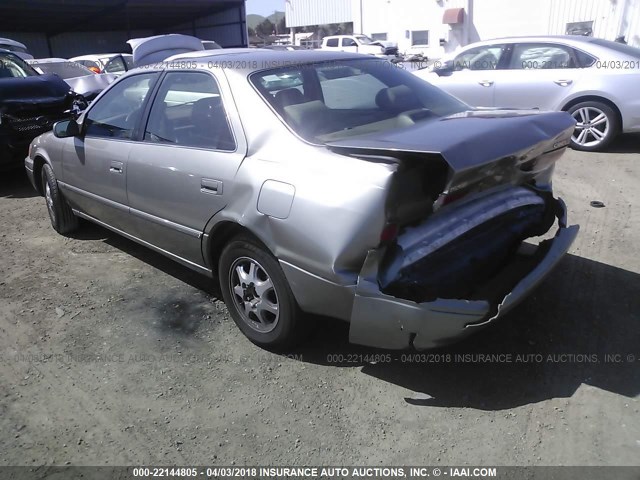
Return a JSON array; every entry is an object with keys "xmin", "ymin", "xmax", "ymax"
[{"xmin": 88, "ymin": 66, "xmax": 101, "ymax": 74}]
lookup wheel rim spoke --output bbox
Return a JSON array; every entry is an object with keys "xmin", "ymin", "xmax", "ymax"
[
  {"xmin": 254, "ymin": 277, "xmax": 273, "ymax": 297},
  {"xmin": 591, "ymin": 128, "xmax": 605, "ymax": 140},
  {"xmin": 591, "ymin": 113, "xmax": 607, "ymax": 126}
]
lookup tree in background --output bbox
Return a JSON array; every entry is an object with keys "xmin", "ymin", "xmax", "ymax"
[{"xmin": 256, "ymin": 19, "xmax": 275, "ymax": 37}]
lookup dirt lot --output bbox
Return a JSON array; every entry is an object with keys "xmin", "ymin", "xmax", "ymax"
[{"xmin": 1, "ymin": 136, "xmax": 639, "ymax": 467}]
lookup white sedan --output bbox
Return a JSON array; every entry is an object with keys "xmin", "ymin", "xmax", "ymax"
[{"xmin": 414, "ymin": 35, "xmax": 640, "ymax": 151}]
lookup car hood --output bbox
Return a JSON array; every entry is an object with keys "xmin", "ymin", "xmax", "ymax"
[
  {"xmin": 326, "ymin": 109, "xmax": 576, "ymax": 174},
  {"xmin": 64, "ymin": 73, "xmax": 117, "ymax": 97},
  {"xmin": 127, "ymin": 34, "xmax": 204, "ymax": 67},
  {"xmin": 0, "ymin": 74, "xmax": 72, "ymax": 108}
]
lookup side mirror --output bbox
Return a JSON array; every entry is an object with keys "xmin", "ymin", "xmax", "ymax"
[
  {"xmin": 434, "ymin": 61, "xmax": 454, "ymax": 76},
  {"xmin": 53, "ymin": 119, "xmax": 80, "ymax": 138}
]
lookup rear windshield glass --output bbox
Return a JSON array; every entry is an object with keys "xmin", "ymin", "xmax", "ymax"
[
  {"xmin": 31, "ymin": 61, "xmax": 93, "ymax": 78},
  {"xmin": 250, "ymin": 58, "xmax": 468, "ymax": 143}
]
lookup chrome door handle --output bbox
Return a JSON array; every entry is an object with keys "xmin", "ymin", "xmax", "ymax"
[
  {"xmin": 478, "ymin": 80, "xmax": 494, "ymax": 87},
  {"xmin": 109, "ymin": 161, "xmax": 123, "ymax": 174},
  {"xmin": 201, "ymin": 178, "xmax": 223, "ymax": 195},
  {"xmin": 553, "ymin": 79, "xmax": 573, "ymax": 86}
]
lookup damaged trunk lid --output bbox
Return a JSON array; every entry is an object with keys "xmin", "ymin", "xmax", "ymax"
[{"xmin": 328, "ymin": 109, "xmax": 576, "ymax": 208}]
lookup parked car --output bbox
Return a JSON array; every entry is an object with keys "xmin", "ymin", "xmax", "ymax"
[
  {"xmin": 201, "ymin": 40, "xmax": 223, "ymax": 50},
  {"xmin": 263, "ymin": 45, "xmax": 307, "ymax": 51},
  {"xmin": 0, "ymin": 37, "xmax": 33, "ymax": 60},
  {"xmin": 27, "ymin": 58, "xmax": 117, "ymax": 101},
  {"xmin": 70, "ymin": 53, "xmax": 133, "ymax": 75},
  {"xmin": 0, "ymin": 51, "xmax": 85, "ymax": 171},
  {"xmin": 414, "ymin": 35, "xmax": 640, "ymax": 151},
  {"xmin": 25, "ymin": 50, "xmax": 578, "ymax": 350},
  {"xmin": 321, "ymin": 35, "xmax": 398, "ymax": 56}
]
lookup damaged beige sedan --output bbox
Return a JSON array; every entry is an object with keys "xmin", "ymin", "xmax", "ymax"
[{"xmin": 25, "ymin": 50, "xmax": 579, "ymax": 350}]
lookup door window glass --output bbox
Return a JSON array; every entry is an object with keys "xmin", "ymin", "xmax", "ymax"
[
  {"xmin": 342, "ymin": 38, "xmax": 358, "ymax": 47},
  {"xmin": 325, "ymin": 38, "xmax": 339, "ymax": 47},
  {"xmin": 103, "ymin": 56, "xmax": 127, "ymax": 74},
  {"xmin": 509, "ymin": 44, "xmax": 576, "ymax": 69},
  {"xmin": 85, "ymin": 73, "xmax": 159, "ymax": 139},
  {"xmin": 453, "ymin": 45, "xmax": 503, "ymax": 71},
  {"xmin": 144, "ymin": 71, "xmax": 235, "ymax": 151}
]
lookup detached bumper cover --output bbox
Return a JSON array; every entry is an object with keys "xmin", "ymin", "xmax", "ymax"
[{"xmin": 348, "ymin": 199, "xmax": 579, "ymax": 350}]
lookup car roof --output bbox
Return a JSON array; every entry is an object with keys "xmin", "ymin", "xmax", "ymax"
[
  {"xmin": 27, "ymin": 57, "xmax": 70, "ymax": 63},
  {"xmin": 164, "ymin": 49, "xmax": 370, "ymax": 76},
  {"xmin": 0, "ymin": 37, "xmax": 28, "ymax": 48},
  {"xmin": 71, "ymin": 53, "xmax": 131, "ymax": 60}
]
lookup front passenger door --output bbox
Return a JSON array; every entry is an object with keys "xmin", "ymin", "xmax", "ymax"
[
  {"xmin": 431, "ymin": 44, "xmax": 506, "ymax": 107},
  {"xmin": 61, "ymin": 72, "xmax": 160, "ymax": 230}
]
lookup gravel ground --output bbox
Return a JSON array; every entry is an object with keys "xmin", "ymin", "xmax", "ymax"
[{"xmin": 1, "ymin": 136, "xmax": 639, "ymax": 467}]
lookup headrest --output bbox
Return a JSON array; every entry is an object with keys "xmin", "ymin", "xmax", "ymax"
[{"xmin": 375, "ymin": 85, "xmax": 420, "ymax": 113}]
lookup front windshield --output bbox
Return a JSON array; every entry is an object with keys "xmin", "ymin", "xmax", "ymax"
[
  {"xmin": 355, "ymin": 35, "xmax": 375, "ymax": 44},
  {"xmin": 31, "ymin": 60, "xmax": 93, "ymax": 79},
  {"xmin": 0, "ymin": 53, "xmax": 39, "ymax": 78},
  {"xmin": 251, "ymin": 58, "xmax": 468, "ymax": 143}
]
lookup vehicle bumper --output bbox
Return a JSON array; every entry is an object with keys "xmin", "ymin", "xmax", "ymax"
[
  {"xmin": 24, "ymin": 156, "xmax": 38, "ymax": 192},
  {"xmin": 348, "ymin": 199, "xmax": 579, "ymax": 350}
]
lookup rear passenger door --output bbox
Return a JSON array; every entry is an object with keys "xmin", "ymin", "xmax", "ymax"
[
  {"xmin": 493, "ymin": 43, "xmax": 584, "ymax": 110},
  {"xmin": 126, "ymin": 70, "xmax": 246, "ymax": 268}
]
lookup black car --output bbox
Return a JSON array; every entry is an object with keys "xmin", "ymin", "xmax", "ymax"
[{"xmin": 0, "ymin": 50, "xmax": 85, "ymax": 171}]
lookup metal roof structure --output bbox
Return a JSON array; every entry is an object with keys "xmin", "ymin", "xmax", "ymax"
[{"xmin": 0, "ymin": 0, "xmax": 244, "ymax": 34}]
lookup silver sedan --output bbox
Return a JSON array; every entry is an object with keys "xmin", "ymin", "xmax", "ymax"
[
  {"xmin": 414, "ymin": 36, "xmax": 640, "ymax": 151},
  {"xmin": 25, "ymin": 50, "xmax": 578, "ymax": 350}
]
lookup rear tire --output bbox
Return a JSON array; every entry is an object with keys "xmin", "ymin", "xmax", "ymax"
[
  {"xmin": 41, "ymin": 163, "xmax": 79, "ymax": 234},
  {"xmin": 567, "ymin": 101, "xmax": 619, "ymax": 152},
  {"xmin": 218, "ymin": 235, "xmax": 305, "ymax": 350}
]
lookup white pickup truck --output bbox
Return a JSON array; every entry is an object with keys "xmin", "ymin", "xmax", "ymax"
[{"xmin": 320, "ymin": 35, "xmax": 398, "ymax": 56}]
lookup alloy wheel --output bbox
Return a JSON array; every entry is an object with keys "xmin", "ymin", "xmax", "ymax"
[
  {"xmin": 571, "ymin": 106, "xmax": 609, "ymax": 148},
  {"xmin": 229, "ymin": 256, "xmax": 280, "ymax": 333}
]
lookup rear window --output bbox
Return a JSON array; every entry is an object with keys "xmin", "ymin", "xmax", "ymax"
[
  {"xmin": 31, "ymin": 61, "xmax": 93, "ymax": 79},
  {"xmin": 251, "ymin": 58, "xmax": 468, "ymax": 144}
]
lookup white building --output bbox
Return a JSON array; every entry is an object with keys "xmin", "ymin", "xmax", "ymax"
[{"xmin": 285, "ymin": 0, "xmax": 640, "ymax": 58}]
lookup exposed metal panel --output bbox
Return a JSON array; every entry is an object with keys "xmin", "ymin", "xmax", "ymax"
[
  {"xmin": 195, "ymin": 7, "xmax": 243, "ymax": 27},
  {"xmin": 196, "ymin": 25, "xmax": 245, "ymax": 46},
  {"xmin": 49, "ymin": 30, "xmax": 153, "ymax": 58},
  {"xmin": 285, "ymin": 0, "xmax": 352, "ymax": 28}
]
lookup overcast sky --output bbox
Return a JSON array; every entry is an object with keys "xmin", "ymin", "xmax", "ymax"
[{"xmin": 245, "ymin": 0, "xmax": 285, "ymax": 16}]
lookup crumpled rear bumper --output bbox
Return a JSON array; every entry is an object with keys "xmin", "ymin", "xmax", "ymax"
[{"xmin": 348, "ymin": 198, "xmax": 579, "ymax": 350}]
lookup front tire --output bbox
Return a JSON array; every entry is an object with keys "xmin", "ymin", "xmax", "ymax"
[
  {"xmin": 218, "ymin": 235, "xmax": 304, "ymax": 350},
  {"xmin": 41, "ymin": 163, "xmax": 79, "ymax": 234},
  {"xmin": 567, "ymin": 101, "xmax": 619, "ymax": 152}
]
